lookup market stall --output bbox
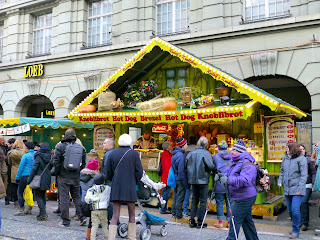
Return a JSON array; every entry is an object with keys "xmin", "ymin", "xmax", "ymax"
[
  {"xmin": 68, "ymin": 38, "xmax": 308, "ymax": 218},
  {"xmin": 0, "ymin": 117, "xmax": 94, "ymax": 151}
]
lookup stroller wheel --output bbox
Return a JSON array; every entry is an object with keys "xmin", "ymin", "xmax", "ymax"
[
  {"xmin": 117, "ymin": 223, "xmax": 128, "ymax": 238},
  {"xmin": 160, "ymin": 226, "xmax": 168, "ymax": 237},
  {"xmin": 139, "ymin": 227, "xmax": 151, "ymax": 240}
]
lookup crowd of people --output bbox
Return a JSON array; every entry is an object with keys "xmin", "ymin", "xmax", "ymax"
[{"xmin": 0, "ymin": 129, "xmax": 319, "ymax": 240}]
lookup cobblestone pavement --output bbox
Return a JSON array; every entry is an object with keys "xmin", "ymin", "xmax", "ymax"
[{"xmin": 0, "ymin": 199, "xmax": 319, "ymax": 240}]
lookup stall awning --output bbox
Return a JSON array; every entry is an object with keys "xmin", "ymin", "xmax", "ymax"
[
  {"xmin": 68, "ymin": 38, "xmax": 306, "ymax": 123},
  {"xmin": 19, "ymin": 117, "xmax": 93, "ymax": 129},
  {"xmin": 0, "ymin": 117, "xmax": 93, "ymax": 129},
  {"xmin": 0, "ymin": 118, "xmax": 19, "ymax": 127}
]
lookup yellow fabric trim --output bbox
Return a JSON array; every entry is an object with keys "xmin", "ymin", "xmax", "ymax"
[{"xmin": 0, "ymin": 118, "xmax": 20, "ymax": 127}]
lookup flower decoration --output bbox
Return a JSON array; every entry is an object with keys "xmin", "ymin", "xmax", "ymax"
[
  {"xmin": 123, "ymin": 80, "xmax": 158, "ymax": 108},
  {"xmin": 191, "ymin": 94, "xmax": 215, "ymax": 108},
  {"xmin": 110, "ymin": 98, "xmax": 124, "ymax": 109}
]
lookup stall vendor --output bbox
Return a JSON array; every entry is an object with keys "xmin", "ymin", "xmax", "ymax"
[{"xmin": 133, "ymin": 130, "xmax": 157, "ymax": 149}]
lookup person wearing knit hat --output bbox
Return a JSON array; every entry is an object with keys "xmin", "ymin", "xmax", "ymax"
[
  {"xmin": 15, "ymin": 141, "xmax": 35, "ymax": 216},
  {"xmin": 85, "ymin": 173, "xmax": 110, "ymax": 240},
  {"xmin": 106, "ymin": 133, "xmax": 143, "ymax": 240},
  {"xmin": 232, "ymin": 139, "xmax": 247, "ymax": 153},
  {"xmin": 171, "ymin": 137, "xmax": 189, "ymax": 223},
  {"xmin": 215, "ymin": 138, "xmax": 259, "ymax": 239},
  {"xmin": 212, "ymin": 140, "xmax": 231, "ymax": 228}
]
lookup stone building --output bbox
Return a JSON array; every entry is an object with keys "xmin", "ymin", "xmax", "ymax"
[{"xmin": 0, "ymin": 0, "xmax": 319, "ymax": 140}]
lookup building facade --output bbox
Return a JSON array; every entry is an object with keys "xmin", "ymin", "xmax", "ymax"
[{"xmin": 0, "ymin": 0, "xmax": 319, "ymax": 141}]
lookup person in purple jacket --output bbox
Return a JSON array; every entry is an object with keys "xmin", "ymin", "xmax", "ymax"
[{"xmin": 216, "ymin": 139, "xmax": 258, "ymax": 240}]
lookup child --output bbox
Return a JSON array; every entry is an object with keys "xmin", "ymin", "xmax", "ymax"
[{"xmin": 85, "ymin": 174, "xmax": 111, "ymax": 240}]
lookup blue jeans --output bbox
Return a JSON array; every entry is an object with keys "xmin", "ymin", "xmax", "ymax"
[
  {"xmin": 301, "ymin": 188, "xmax": 312, "ymax": 227},
  {"xmin": 227, "ymin": 196, "xmax": 258, "ymax": 240},
  {"xmin": 215, "ymin": 193, "xmax": 231, "ymax": 221},
  {"xmin": 285, "ymin": 195, "xmax": 303, "ymax": 234},
  {"xmin": 17, "ymin": 176, "xmax": 29, "ymax": 208},
  {"xmin": 183, "ymin": 188, "xmax": 190, "ymax": 215},
  {"xmin": 172, "ymin": 181, "xmax": 186, "ymax": 219},
  {"xmin": 160, "ymin": 186, "xmax": 172, "ymax": 213}
]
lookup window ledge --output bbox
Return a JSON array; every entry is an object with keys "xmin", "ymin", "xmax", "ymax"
[
  {"xmin": 26, "ymin": 52, "xmax": 51, "ymax": 59},
  {"xmin": 240, "ymin": 14, "xmax": 291, "ymax": 25},
  {"xmin": 81, "ymin": 42, "xmax": 112, "ymax": 50},
  {"xmin": 154, "ymin": 30, "xmax": 191, "ymax": 38}
]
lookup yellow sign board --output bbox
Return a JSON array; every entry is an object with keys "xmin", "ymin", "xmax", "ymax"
[{"xmin": 24, "ymin": 64, "xmax": 44, "ymax": 78}]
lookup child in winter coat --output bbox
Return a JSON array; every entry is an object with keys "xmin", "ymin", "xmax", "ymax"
[{"xmin": 85, "ymin": 174, "xmax": 111, "ymax": 240}]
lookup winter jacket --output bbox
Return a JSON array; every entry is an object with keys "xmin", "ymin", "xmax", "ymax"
[
  {"xmin": 16, "ymin": 149, "xmax": 34, "ymax": 180},
  {"xmin": 279, "ymin": 154, "xmax": 308, "ymax": 196},
  {"xmin": 85, "ymin": 184, "xmax": 111, "ymax": 210},
  {"xmin": 226, "ymin": 151, "xmax": 257, "ymax": 201},
  {"xmin": 80, "ymin": 168, "xmax": 97, "ymax": 201},
  {"xmin": 101, "ymin": 148, "xmax": 114, "ymax": 186},
  {"xmin": 27, "ymin": 148, "xmax": 52, "ymax": 191},
  {"xmin": 171, "ymin": 147, "xmax": 188, "ymax": 189},
  {"xmin": 186, "ymin": 146, "xmax": 215, "ymax": 185},
  {"xmin": 160, "ymin": 150, "xmax": 172, "ymax": 185},
  {"xmin": 53, "ymin": 135, "xmax": 86, "ymax": 179},
  {"xmin": 8, "ymin": 148, "xmax": 24, "ymax": 183},
  {"xmin": 304, "ymin": 154, "xmax": 316, "ymax": 186},
  {"xmin": 106, "ymin": 146, "xmax": 143, "ymax": 202},
  {"xmin": 212, "ymin": 150, "xmax": 231, "ymax": 193}
]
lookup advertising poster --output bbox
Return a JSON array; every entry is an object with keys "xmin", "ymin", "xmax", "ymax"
[
  {"xmin": 93, "ymin": 125, "xmax": 114, "ymax": 160},
  {"xmin": 265, "ymin": 115, "xmax": 295, "ymax": 161},
  {"xmin": 296, "ymin": 122, "xmax": 312, "ymax": 155}
]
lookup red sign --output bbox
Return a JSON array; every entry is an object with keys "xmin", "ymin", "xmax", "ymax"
[{"xmin": 152, "ymin": 124, "xmax": 168, "ymax": 133}]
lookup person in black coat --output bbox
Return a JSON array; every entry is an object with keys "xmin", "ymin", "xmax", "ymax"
[
  {"xmin": 106, "ymin": 134, "xmax": 143, "ymax": 240},
  {"xmin": 27, "ymin": 142, "xmax": 52, "ymax": 221}
]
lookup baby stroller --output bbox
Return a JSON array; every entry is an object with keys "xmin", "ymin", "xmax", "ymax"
[{"xmin": 117, "ymin": 172, "xmax": 168, "ymax": 240}]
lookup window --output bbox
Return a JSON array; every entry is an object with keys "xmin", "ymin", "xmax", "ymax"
[
  {"xmin": 88, "ymin": 0, "xmax": 112, "ymax": 47},
  {"xmin": 0, "ymin": 25, "xmax": 3, "ymax": 60},
  {"xmin": 33, "ymin": 13, "xmax": 52, "ymax": 55},
  {"xmin": 156, "ymin": 0, "xmax": 190, "ymax": 36},
  {"xmin": 166, "ymin": 68, "xmax": 187, "ymax": 89},
  {"xmin": 244, "ymin": 0, "xmax": 290, "ymax": 22}
]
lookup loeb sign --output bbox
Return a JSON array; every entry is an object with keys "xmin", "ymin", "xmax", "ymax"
[
  {"xmin": 152, "ymin": 124, "xmax": 168, "ymax": 133},
  {"xmin": 24, "ymin": 64, "xmax": 44, "ymax": 78}
]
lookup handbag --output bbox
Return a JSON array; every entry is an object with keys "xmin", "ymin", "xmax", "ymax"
[
  {"xmin": 29, "ymin": 155, "xmax": 51, "ymax": 190},
  {"xmin": 23, "ymin": 185, "xmax": 34, "ymax": 207},
  {"xmin": 167, "ymin": 167, "xmax": 176, "ymax": 188}
]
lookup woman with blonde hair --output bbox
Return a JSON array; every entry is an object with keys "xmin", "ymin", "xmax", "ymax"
[{"xmin": 8, "ymin": 139, "xmax": 25, "ymax": 208}]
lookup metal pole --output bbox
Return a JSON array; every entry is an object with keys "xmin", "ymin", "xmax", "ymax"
[{"xmin": 224, "ymin": 183, "xmax": 238, "ymax": 240}]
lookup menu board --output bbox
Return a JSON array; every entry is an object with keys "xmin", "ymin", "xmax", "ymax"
[
  {"xmin": 93, "ymin": 125, "xmax": 114, "ymax": 160},
  {"xmin": 265, "ymin": 115, "xmax": 295, "ymax": 161},
  {"xmin": 296, "ymin": 122, "xmax": 312, "ymax": 155}
]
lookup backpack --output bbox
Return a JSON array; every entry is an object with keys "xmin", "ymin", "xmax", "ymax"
[
  {"xmin": 240, "ymin": 162, "xmax": 269, "ymax": 193},
  {"xmin": 63, "ymin": 142, "xmax": 84, "ymax": 171},
  {"xmin": 157, "ymin": 158, "xmax": 162, "ymax": 176}
]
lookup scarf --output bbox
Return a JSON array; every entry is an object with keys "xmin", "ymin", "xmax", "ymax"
[{"xmin": 231, "ymin": 154, "xmax": 241, "ymax": 161}]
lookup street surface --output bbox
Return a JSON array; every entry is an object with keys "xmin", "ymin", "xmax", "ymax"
[{"xmin": 0, "ymin": 198, "xmax": 319, "ymax": 240}]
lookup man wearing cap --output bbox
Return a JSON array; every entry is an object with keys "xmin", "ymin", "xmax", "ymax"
[
  {"xmin": 171, "ymin": 137, "xmax": 189, "ymax": 223},
  {"xmin": 186, "ymin": 136, "xmax": 215, "ymax": 228},
  {"xmin": 53, "ymin": 128, "xmax": 87, "ymax": 227},
  {"xmin": 14, "ymin": 141, "xmax": 35, "ymax": 216},
  {"xmin": 212, "ymin": 140, "xmax": 232, "ymax": 228},
  {"xmin": 215, "ymin": 139, "xmax": 258, "ymax": 240}
]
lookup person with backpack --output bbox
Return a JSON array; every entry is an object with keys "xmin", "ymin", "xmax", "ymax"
[
  {"xmin": 159, "ymin": 141, "xmax": 172, "ymax": 214},
  {"xmin": 215, "ymin": 139, "xmax": 259, "ymax": 240},
  {"xmin": 212, "ymin": 140, "xmax": 231, "ymax": 228},
  {"xmin": 186, "ymin": 136, "xmax": 215, "ymax": 229},
  {"xmin": 27, "ymin": 142, "xmax": 52, "ymax": 221},
  {"xmin": 278, "ymin": 142, "xmax": 307, "ymax": 239},
  {"xmin": 14, "ymin": 141, "xmax": 35, "ymax": 216},
  {"xmin": 52, "ymin": 128, "xmax": 87, "ymax": 227}
]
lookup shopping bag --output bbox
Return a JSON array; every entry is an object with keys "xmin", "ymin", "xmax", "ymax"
[
  {"xmin": 314, "ymin": 168, "xmax": 320, "ymax": 192},
  {"xmin": 167, "ymin": 167, "xmax": 176, "ymax": 188},
  {"xmin": 23, "ymin": 185, "xmax": 34, "ymax": 207}
]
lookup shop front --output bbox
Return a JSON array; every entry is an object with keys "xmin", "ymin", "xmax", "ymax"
[{"xmin": 68, "ymin": 38, "xmax": 308, "ymax": 218}]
